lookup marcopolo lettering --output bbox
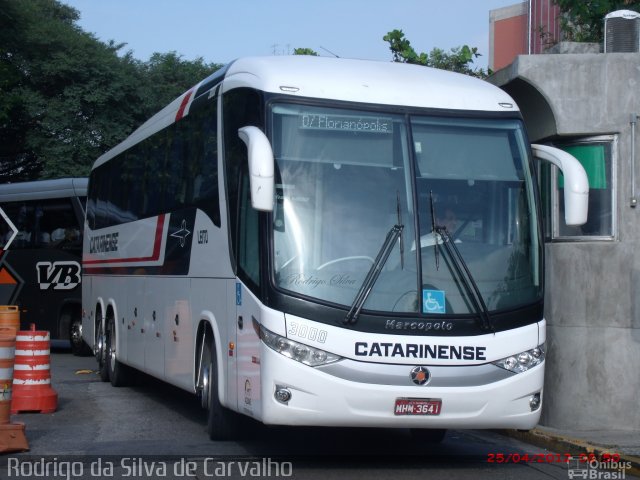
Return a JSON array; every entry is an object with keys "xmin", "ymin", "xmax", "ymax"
[
  {"xmin": 355, "ymin": 342, "xmax": 487, "ymax": 361},
  {"xmin": 89, "ymin": 232, "xmax": 119, "ymax": 254},
  {"xmin": 385, "ymin": 319, "xmax": 453, "ymax": 331}
]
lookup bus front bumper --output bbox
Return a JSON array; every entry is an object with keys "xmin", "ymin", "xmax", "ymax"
[{"xmin": 257, "ymin": 346, "xmax": 544, "ymax": 430}]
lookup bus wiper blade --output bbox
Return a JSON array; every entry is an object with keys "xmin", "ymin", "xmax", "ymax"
[
  {"xmin": 429, "ymin": 191, "xmax": 440, "ymax": 270},
  {"xmin": 396, "ymin": 191, "xmax": 404, "ymax": 270},
  {"xmin": 344, "ymin": 224, "xmax": 404, "ymax": 325},
  {"xmin": 436, "ymin": 226, "xmax": 495, "ymax": 334}
]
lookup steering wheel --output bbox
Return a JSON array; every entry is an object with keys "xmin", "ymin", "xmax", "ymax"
[
  {"xmin": 279, "ymin": 254, "xmax": 299, "ymax": 270},
  {"xmin": 317, "ymin": 256, "xmax": 375, "ymax": 270}
]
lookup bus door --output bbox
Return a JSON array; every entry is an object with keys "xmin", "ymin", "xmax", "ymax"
[
  {"xmin": 234, "ymin": 173, "xmax": 263, "ymax": 419},
  {"xmin": 234, "ymin": 282, "xmax": 262, "ymax": 419}
]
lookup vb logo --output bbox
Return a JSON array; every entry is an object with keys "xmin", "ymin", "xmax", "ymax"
[{"xmin": 36, "ymin": 261, "xmax": 81, "ymax": 290}]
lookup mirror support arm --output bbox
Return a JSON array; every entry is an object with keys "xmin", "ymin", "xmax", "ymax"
[{"xmin": 532, "ymin": 144, "xmax": 589, "ymax": 226}]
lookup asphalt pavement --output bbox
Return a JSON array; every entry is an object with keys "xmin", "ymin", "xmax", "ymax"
[
  {"xmin": 500, "ymin": 426, "xmax": 640, "ymax": 477},
  {"xmin": 1, "ymin": 349, "xmax": 638, "ymax": 479}
]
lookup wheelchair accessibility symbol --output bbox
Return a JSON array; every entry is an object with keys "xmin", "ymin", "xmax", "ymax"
[{"xmin": 423, "ymin": 289, "xmax": 446, "ymax": 314}]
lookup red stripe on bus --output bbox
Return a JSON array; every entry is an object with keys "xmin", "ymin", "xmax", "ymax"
[
  {"xmin": 83, "ymin": 214, "xmax": 166, "ymax": 266},
  {"xmin": 175, "ymin": 90, "xmax": 194, "ymax": 121}
]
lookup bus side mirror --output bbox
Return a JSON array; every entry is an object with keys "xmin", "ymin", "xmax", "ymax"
[
  {"xmin": 531, "ymin": 144, "xmax": 589, "ymax": 226},
  {"xmin": 238, "ymin": 126, "xmax": 275, "ymax": 212}
]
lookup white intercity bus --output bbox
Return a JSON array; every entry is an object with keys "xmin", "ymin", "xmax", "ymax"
[{"xmin": 82, "ymin": 56, "xmax": 588, "ymax": 441}]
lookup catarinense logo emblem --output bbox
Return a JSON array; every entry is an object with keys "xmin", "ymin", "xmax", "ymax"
[{"xmin": 410, "ymin": 366, "xmax": 430, "ymax": 386}]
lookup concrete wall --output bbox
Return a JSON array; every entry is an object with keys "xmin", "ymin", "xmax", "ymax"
[{"xmin": 490, "ymin": 53, "xmax": 640, "ymax": 431}]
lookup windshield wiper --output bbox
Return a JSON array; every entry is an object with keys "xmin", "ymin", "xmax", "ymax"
[
  {"xmin": 396, "ymin": 191, "xmax": 404, "ymax": 269},
  {"xmin": 344, "ymin": 223, "xmax": 404, "ymax": 325},
  {"xmin": 429, "ymin": 191, "xmax": 440, "ymax": 270},
  {"xmin": 430, "ymin": 196, "xmax": 494, "ymax": 333},
  {"xmin": 436, "ymin": 226, "xmax": 495, "ymax": 333}
]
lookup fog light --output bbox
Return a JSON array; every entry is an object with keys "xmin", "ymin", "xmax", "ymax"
[
  {"xmin": 274, "ymin": 386, "xmax": 292, "ymax": 404},
  {"xmin": 529, "ymin": 392, "xmax": 541, "ymax": 411}
]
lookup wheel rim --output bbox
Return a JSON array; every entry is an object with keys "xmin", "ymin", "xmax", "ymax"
[
  {"xmin": 201, "ymin": 364, "xmax": 210, "ymax": 410},
  {"xmin": 107, "ymin": 320, "xmax": 115, "ymax": 371},
  {"xmin": 95, "ymin": 319, "xmax": 104, "ymax": 360},
  {"xmin": 70, "ymin": 320, "xmax": 83, "ymax": 346}
]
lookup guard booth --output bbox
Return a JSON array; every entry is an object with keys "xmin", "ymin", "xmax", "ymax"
[{"xmin": 490, "ymin": 47, "xmax": 640, "ymax": 432}]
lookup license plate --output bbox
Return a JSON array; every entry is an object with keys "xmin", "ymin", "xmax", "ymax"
[{"xmin": 394, "ymin": 398, "xmax": 442, "ymax": 416}]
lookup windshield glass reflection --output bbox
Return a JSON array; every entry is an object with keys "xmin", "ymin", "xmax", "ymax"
[{"xmin": 270, "ymin": 104, "xmax": 541, "ymax": 316}]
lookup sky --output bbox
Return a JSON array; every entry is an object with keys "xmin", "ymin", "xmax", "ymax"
[{"xmin": 61, "ymin": 0, "xmax": 520, "ymax": 70}]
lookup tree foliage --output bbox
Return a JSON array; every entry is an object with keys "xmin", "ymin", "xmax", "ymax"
[
  {"xmin": 383, "ymin": 29, "xmax": 489, "ymax": 78},
  {"xmin": 0, "ymin": 0, "xmax": 221, "ymax": 182},
  {"xmin": 140, "ymin": 52, "xmax": 221, "ymax": 118},
  {"xmin": 293, "ymin": 48, "xmax": 319, "ymax": 56},
  {"xmin": 553, "ymin": 0, "xmax": 640, "ymax": 43},
  {"xmin": 2, "ymin": 1, "xmax": 498, "ymax": 183}
]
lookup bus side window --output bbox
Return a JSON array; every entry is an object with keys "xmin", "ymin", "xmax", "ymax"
[
  {"xmin": 0, "ymin": 198, "xmax": 81, "ymax": 249},
  {"xmin": 223, "ymin": 87, "xmax": 264, "ymax": 279},
  {"xmin": 238, "ymin": 170, "xmax": 260, "ymax": 287},
  {"xmin": 44, "ymin": 198, "xmax": 82, "ymax": 249},
  {"xmin": 191, "ymin": 111, "xmax": 220, "ymax": 227},
  {"xmin": 1, "ymin": 203, "xmax": 33, "ymax": 249}
]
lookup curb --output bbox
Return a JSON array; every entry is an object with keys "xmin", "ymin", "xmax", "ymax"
[{"xmin": 497, "ymin": 428, "xmax": 640, "ymax": 478}]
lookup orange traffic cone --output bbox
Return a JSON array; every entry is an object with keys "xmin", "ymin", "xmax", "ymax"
[
  {"xmin": 11, "ymin": 325, "xmax": 58, "ymax": 414},
  {"xmin": 0, "ymin": 327, "xmax": 28, "ymax": 453},
  {"xmin": 0, "ymin": 305, "xmax": 20, "ymax": 332}
]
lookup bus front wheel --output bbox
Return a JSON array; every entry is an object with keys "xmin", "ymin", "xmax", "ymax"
[{"xmin": 201, "ymin": 336, "xmax": 238, "ymax": 441}]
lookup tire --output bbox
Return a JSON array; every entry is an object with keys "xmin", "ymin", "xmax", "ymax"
[
  {"xmin": 202, "ymin": 336, "xmax": 238, "ymax": 440},
  {"xmin": 410, "ymin": 428, "xmax": 447, "ymax": 443},
  {"xmin": 69, "ymin": 315, "xmax": 92, "ymax": 356},
  {"xmin": 96, "ymin": 314, "xmax": 110, "ymax": 383},
  {"xmin": 105, "ymin": 313, "xmax": 130, "ymax": 387}
]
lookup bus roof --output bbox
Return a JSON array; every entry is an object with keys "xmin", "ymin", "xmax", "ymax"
[
  {"xmin": 94, "ymin": 56, "xmax": 520, "ymax": 170},
  {"xmin": 222, "ymin": 56, "xmax": 517, "ymax": 112},
  {"xmin": 0, "ymin": 178, "xmax": 87, "ymax": 202}
]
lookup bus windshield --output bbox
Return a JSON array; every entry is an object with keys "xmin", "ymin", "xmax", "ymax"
[{"xmin": 270, "ymin": 103, "xmax": 541, "ymax": 316}]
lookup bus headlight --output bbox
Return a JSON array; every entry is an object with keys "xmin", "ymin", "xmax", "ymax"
[
  {"xmin": 492, "ymin": 344, "xmax": 545, "ymax": 373},
  {"xmin": 259, "ymin": 324, "xmax": 342, "ymax": 367}
]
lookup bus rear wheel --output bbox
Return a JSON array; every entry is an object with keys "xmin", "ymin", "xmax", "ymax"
[
  {"xmin": 201, "ymin": 336, "xmax": 239, "ymax": 441},
  {"xmin": 96, "ymin": 314, "xmax": 109, "ymax": 383},
  {"xmin": 105, "ymin": 313, "xmax": 131, "ymax": 387}
]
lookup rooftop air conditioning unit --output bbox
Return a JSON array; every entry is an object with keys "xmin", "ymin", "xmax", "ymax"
[{"xmin": 604, "ymin": 10, "xmax": 640, "ymax": 53}]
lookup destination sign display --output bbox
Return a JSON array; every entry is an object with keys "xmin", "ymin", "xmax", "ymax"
[{"xmin": 300, "ymin": 113, "xmax": 393, "ymax": 134}]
